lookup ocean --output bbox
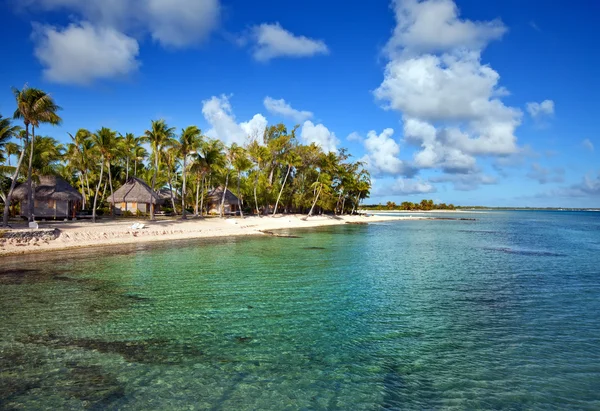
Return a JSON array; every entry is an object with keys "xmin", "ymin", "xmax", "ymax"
[{"xmin": 1, "ymin": 211, "xmax": 599, "ymax": 410}]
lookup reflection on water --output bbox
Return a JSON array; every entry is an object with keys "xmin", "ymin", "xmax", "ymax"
[{"xmin": 1, "ymin": 211, "xmax": 600, "ymax": 410}]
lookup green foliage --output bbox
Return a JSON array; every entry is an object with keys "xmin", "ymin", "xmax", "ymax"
[{"xmin": 365, "ymin": 200, "xmax": 456, "ymax": 211}]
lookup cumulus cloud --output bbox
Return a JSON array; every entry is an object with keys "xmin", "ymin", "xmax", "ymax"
[
  {"xmin": 526, "ymin": 163, "xmax": 565, "ymax": 184},
  {"xmin": 145, "ymin": 0, "xmax": 220, "ymax": 47},
  {"xmin": 582, "ymin": 138, "xmax": 594, "ymax": 152},
  {"xmin": 385, "ymin": 0, "xmax": 506, "ymax": 56},
  {"xmin": 360, "ymin": 128, "xmax": 415, "ymax": 176},
  {"xmin": 300, "ymin": 121, "xmax": 339, "ymax": 153},
  {"xmin": 526, "ymin": 99, "xmax": 554, "ymax": 120},
  {"xmin": 202, "ymin": 95, "xmax": 267, "ymax": 146},
  {"xmin": 375, "ymin": 0, "xmax": 521, "ymax": 176},
  {"xmin": 250, "ymin": 23, "xmax": 329, "ymax": 61},
  {"xmin": 383, "ymin": 177, "xmax": 436, "ymax": 195},
  {"xmin": 263, "ymin": 97, "xmax": 313, "ymax": 122},
  {"xmin": 33, "ymin": 22, "xmax": 140, "ymax": 85},
  {"xmin": 346, "ymin": 132, "xmax": 362, "ymax": 142},
  {"xmin": 20, "ymin": 0, "xmax": 220, "ymax": 83},
  {"xmin": 430, "ymin": 172, "xmax": 497, "ymax": 191},
  {"xmin": 536, "ymin": 172, "xmax": 600, "ymax": 199}
]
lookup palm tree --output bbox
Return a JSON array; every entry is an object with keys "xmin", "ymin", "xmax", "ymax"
[
  {"xmin": 2, "ymin": 129, "xmax": 27, "ymax": 227},
  {"xmin": 175, "ymin": 126, "xmax": 202, "ymax": 219},
  {"xmin": 143, "ymin": 120, "xmax": 175, "ymax": 220},
  {"xmin": 190, "ymin": 139, "xmax": 224, "ymax": 216},
  {"xmin": 0, "ymin": 115, "xmax": 21, "ymax": 165},
  {"xmin": 273, "ymin": 147, "xmax": 300, "ymax": 215},
  {"xmin": 120, "ymin": 133, "xmax": 137, "ymax": 181},
  {"xmin": 13, "ymin": 86, "xmax": 62, "ymax": 222},
  {"xmin": 247, "ymin": 140, "xmax": 269, "ymax": 216},
  {"xmin": 91, "ymin": 127, "xmax": 120, "ymax": 221},
  {"xmin": 231, "ymin": 145, "xmax": 251, "ymax": 218},
  {"xmin": 66, "ymin": 129, "xmax": 94, "ymax": 209},
  {"xmin": 0, "ymin": 116, "xmax": 22, "ymax": 226}
]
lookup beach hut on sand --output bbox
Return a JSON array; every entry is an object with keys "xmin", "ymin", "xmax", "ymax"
[
  {"xmin": 207, "ymin": 186, "xmax": 240, "ymax": 215},
  {"xmin": 12, "ymin": 175, "xmax": 83, "ymax": 220},
  {"xmin": 108, "ymin": 177, "xmax": 163, "ymax": 215}
]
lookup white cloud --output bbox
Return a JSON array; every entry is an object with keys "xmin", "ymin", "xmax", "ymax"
[
  {"xmin": 19, "ymin": 0, "xmax": 220, "ymax": 82},
  {"xmin": 582, "ymin": 138, "xmax": 594, "ymax": 152},
  {"xmin": 300, "ymin": 121, "xmax": 339, "ymax": 153},
  {"xmin": 526, "ymin": 100, "xmax": 554, "ymax": 119},
  {"xmin": 202, "ymin": 95, "xmax": 267, "ymax": 146},
  {"xmin": 33, "ymin": 22, "xmax": 140, "ymax": 85},
  {"xmin": 430, "ymin": 173, "xmax": 497, "ymax": 191},
  {"xmin": 526, "ymin": 163, "xmax": 565, "ymax": 184},
  {"xmin": 375, "ymin": 0, "xmax": 521, "ymax": 176},
  {"xmin": 361, "ymin": 128, "xmax": 413, "ymax": 176},
  {"xmin": 19, "ymin": 0, "xmax": 221, "ymax": 47},
  {"xmin": 263, "ymin": 97, "xmax": 313, "ymax": 122},
  {"xmin": 145, "ymin": 0, "xmax": 220, "ymax": 47},
  {"xmin": 346, "ymin": 132, "xmax": 362, "ymax": 142},
  {"xmin": 385, "ymin": 0, "xmax": 506, "ymax": 57},
  {"xmin": 251, "ymin": 23, "xmax": 329, "ymax": 61},
  {"xmin": 375, "ymin": 177, "xmax": 436, "ymax": 196}
]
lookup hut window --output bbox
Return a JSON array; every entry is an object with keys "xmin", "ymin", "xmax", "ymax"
[
  {"xmin": 121, "ymin": 202, "xmax": 126, "ymax": 209},
  {"xmin": 48, "ymin": 199, "xmax": 55, "ymax": 208},
  {"xmin": 132, "ymin": 202, "xmax": 137, "ymax": 208}
]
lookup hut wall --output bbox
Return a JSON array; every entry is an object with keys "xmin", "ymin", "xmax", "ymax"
[
  {"xmin": 208, "ymin": 201, "xmax": 237, "ymax": 215},
  {"xmin": 21, "ymin": 199, "xmax": 70, "ymax": 218},
  {"xmin": 114, "ymin": 202, "xmax": 150, "ymax": 214}
]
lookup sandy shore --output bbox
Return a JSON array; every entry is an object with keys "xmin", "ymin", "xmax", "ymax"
[{"xmin": 0, "ymin": 214, "xmax": 419, "ymax": 257}]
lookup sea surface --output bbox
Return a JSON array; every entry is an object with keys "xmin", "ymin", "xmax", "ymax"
[{"xmin": 1, "ymin": 211, "xmax": 599, "ymax": 410}]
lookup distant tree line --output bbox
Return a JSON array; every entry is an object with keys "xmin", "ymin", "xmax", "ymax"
[{"xmin": 364, "ymin": 199, "xmax": 456, "ymax": 211}]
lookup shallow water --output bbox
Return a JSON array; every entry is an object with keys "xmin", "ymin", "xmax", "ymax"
[{"xmin": 1, "ymin": 211, "xmax": 599, "ymax": 410}]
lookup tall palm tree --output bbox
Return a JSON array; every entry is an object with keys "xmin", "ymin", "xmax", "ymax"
[
  {"xmin": 120, "ymin": 132, "xmax": 137, "ymax": 181},
  {"xmin": 2, "ymin": 129, "xmax": 27, "ymax": 227},
  {"xmin": 273, "ymin": 146, "xmax": 300, "ymax": 216},
  {"xmin": 231, "ymin": 145, "xmax": 251, "ymax": 218},
  {"xmin": 66, "ymin": 129, "xmax": 94, "ymax": 208},
  {"xmin": 91, "ymin": 127, "xmax": 120, "ymax": 221},
  {"xmin": 13, "ymin": 86, "xmax": 62, "ymax": 222},
  {"xmin": 175, "ymin": 126, "xmax": 202, "ymax": 219},
  {"xmin": 143, "ymin": 120, "xmax": 175, "ymax": 220},
  {"xmin": 247, "ymin": 140, "xmax": 269, "ymax": 216},
  {"xmin": 0, "ymin": 115, "xmax": 21, "ymax": 165}
]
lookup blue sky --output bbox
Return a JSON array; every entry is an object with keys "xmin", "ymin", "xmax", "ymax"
[{"xmin": 1, "ymin": 0, "xmax": 598, "ymax": 207}]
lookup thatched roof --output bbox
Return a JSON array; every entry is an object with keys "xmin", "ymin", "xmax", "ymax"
[
  {"xmin": 158, "ymin": 188, "xmax": 178, "ymax": 201},
  {"xmin": 208, "ymin": 186, "xmax": 239, "ymax": 204},
  {"xmin": 12, "ymin": 175, "xmax": 83, "ymax": 202},
  {"xmin": 108, "ymin": 177, "xmax": 162, "ymax": 204}
]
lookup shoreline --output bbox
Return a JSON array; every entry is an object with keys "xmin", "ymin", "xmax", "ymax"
[{"xmin": 0, "ymin": 214, "xmax": 421, "ymax": 257}]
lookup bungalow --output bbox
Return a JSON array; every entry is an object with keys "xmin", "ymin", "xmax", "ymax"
[
  {"xmin": 107, "ymin": 177, "xmax": 163, "ymax": 215},
  {"xmin": 207, "ymin": 186, "xmax": 240, "ymax": 215},
  {"xmin": 12, "ymin": 175, "xmax": 83, "ymax": 220}
]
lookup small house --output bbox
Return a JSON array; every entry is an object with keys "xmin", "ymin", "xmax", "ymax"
[
  {"xmin": 108, "ymin": 177, "xmax": 163, "ymax": 215},
  {"xmin": 207, "ymin": 186, "xmax": 240, "ymax": 215},
  {"xmin": 12, "ymin": 175, "xmax": 83, "ymax": 220}
]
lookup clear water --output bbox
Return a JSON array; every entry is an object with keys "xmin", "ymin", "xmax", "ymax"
[{"xmin": 1, "ymin": 211, "xmax": 599, "ymax": 410}]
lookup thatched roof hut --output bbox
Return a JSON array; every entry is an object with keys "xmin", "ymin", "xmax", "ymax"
[
  {"xmin": 108, "ymin": 177, "xmax": 162, "ymax": 204},
  {"xmin": 12, "ymin": 175, "xmax": 83, "ymax": 202},
  {"xmin": 208, "ymin": 186, "xmax": 239, "ymax": 205}
]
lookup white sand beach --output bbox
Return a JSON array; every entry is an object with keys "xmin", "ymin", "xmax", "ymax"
[{"xmin": 0, "ymin": 214, "xmax": 420, "ymax": 257}]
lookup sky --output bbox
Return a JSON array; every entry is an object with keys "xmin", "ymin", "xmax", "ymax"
[{"xmin": 0, "ymin": 0, "xmax": 598, "ymax": 207}]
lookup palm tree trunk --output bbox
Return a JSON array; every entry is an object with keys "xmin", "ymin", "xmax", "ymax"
[
  {"xmin": 182, "ymin": 157, "xmax": 187, "ymax": 219},
  {"xmin": 79, "ymin": 173, "xmax": 86, "ymax": 209},
  {"xmin": 2, "ymin": 133, "xmax": 28, "ymax": 227},
  {"xmin": 108, "ymin": 163, "xmax": 114, "ymax": 218},
  {"xmin": 126, "ymin": 156, "xmax": 129, "ymax": 182},
  {"xmin": 92, "ymin": 157, "xmax": 104, "ymax": 223},
  {"xmin": 85, "ymin": 173, "xmax": 92, "ymax": 203},
  {"xmin": 273, "ymin": 164, "xmax": 291, "ymax": 216},
  {"xmin": 26, "ymin": 126, "xmax": 35, "ymax": 222},
  {"xmin": 194, "ymin": 172, "xmax": 200, "ymax": 215},
  {"xmin": 307, "ymin": 184, "xmax": 322, "ymax": 217},
  {"xmin": 134, "ymin": 160, "xmax": 137, "ymax": 177},
  {"xmin": 101, "ymin": 180, "xmax": 108, "ymax": 203},
  {"xmin": 253, "ymin": 170, "xmax": 260, "ymax": 216},
  {"xmin": 220, "ymin": 172, "xmax": 229, "ymax": 218},
  {"xmin": 237, "ymin": 170, "xmax": 244, "ymax": 219},
  {"xmin": 199, "ymin": 175, "xmax": 205, "ymax": 217},
  {"xmin": 341, "ymin": 196, "xmax": 346, "ymax": 215},
  {"xmin": 150, "ymin": 151, "xmax": 158, "ymax": 220},
  {"xmin": 168, "ymin": 173, "xmax": 177, "ymax": 214}
]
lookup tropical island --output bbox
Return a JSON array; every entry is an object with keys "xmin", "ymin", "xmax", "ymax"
[{"xmin": 0, "ymin": 86, "xmax": 418, "ymax": 256}]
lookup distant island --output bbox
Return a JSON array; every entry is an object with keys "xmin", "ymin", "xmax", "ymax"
[{"xmin": 363, "ymin": 200, "xmax": 599, "ymax": 212}]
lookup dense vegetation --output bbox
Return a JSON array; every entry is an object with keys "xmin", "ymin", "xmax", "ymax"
[
  {"xmin": 365, "ymin": 200, "xmax": 456, "ymax": 211},
  {"xmin": 0, "ymin": 86, "xmax": 371, "ymax": 224}
]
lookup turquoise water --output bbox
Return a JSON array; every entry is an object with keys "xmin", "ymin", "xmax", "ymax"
[{"xmin": 1, "ymin": 211, "xmax": 599, "ymax": 410}]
